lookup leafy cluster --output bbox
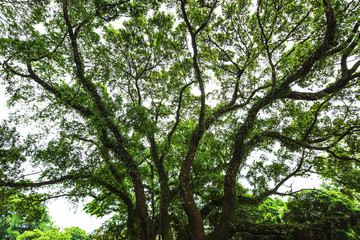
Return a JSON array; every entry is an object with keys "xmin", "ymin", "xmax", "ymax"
[{"xmin": 0, "ymin": 202, "xmax": 89, "ymax": 240}]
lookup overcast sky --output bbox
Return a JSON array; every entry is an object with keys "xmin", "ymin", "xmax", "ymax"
[{"xmin": 46, "ymin": 198, "xmax": 110, "ymax": 233}]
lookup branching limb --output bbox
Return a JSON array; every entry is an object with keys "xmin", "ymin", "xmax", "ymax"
[
  {"xmin": 262, "ymin": 130, "xmax": 360, "ymax": 162},
  {"xmin": 62, "ymin": 0, "xmax": 132, "ymax": 155},
  {"xmin": 280, "ymin": 0, "xmax": 337, "ymax": 87},
  {"xmin": 205, "ymin": 83, "xmax": 272, "ymax": 129},
  {"xmin": 94, "ymin": 177, "xmax": 134, "ymax": 208},
  {"xmin": 206, "ymin": 36, "xmax": 243, "ymax": 73},
  {"xmin": 256, "ymin": 0, "xmax": 277, "ymax": 84},
  {"xmin": 254, "ymin": 151, "xmax": 308, "ymax": 202},
  {"xmin": 0, "ymin": 174, "xmax": 90, "ymax": 188},
  {"xmin": 165, "ymin": 81, "xmax": 195, "ymax": 148},
  {"xmin": 272, "ymin": 10, "xmax": 311, "ymax": 56},
  {"xmin": 285, "ymin": 13, "xmax": 359, "ymax": 101},
  {"xmin": 180, "ymin": 0, "xmax": 217, "ymax": 130},
  {"xmin": 72, "ymin": 134, "xmax": 97, "ymax": 145},
  {"xmin": 4, "ymin": 63, "xmax": 94, "ymax": 117},
  {"xmin": 63, "ymin": 0, "xmax": 110, "ymax": 119},
  {"xmin": 302, "ymin": 96, "xmax": 333, "ymax": 141}
]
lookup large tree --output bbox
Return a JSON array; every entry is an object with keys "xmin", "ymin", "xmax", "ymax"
[{"xmin": 1, "ymin": 0, "xmax": 360, "ymax": 239}]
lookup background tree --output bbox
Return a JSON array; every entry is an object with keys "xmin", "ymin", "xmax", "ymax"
[
  {"xmin": 284, "ymin": 190, "xmax": 360, "ymax": 239},
  {"xmin": 64, "ymin": 227, "xmax": 89, "ymax": 240},
  {"xmin": 228, "ymin": 190, "xmax": 360, "ymax": 240},
  {"xmin": 16, "ymin": 228, "xmax": 72, "ymax": 240},
  {"xmin": 1, "ymin": 0, "xmax": 360, "ymax": 239},
  {"xmin": 16, "ymin": 226, "xmax": 89, "ymax": 240},
  {"xmin": 0, "ymin": 207, "xmax": 52, "ymax": 240}
]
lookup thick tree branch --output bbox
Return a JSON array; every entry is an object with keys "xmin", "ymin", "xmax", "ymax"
[
  {"xmin": 62, "ymin": 0, "xmax": 132, "ymax": 164},
  {"xmin": 5, "ymin": 63, "xmax": 94, "ymax": 117},
  {"xmin": 284, "ymin": 77, "xmax": 351, "ymax": 100},
  {"xmin": 94, "ymin": 177, "xmax": 134, "ymax": 208},
  {"xmin": 166, "ymin": 81, "xmax": 196, "ymax": 147},
  {"xmin": 217, "ymin": 2, "xmax": 338, "ymax": 236},
  {"xmin": 302, "ymin": 97, "xmax": 332, "ymax": 141},
  {"xmin": 254, "ymin": 151, "xmax": 307, "ymax": 202},
  {"xmin": 0, "ymin": 174, "xmax": 89, "ymax": 188},
  {"xmin": 285, "ymin": 20, "xmax": 357, "ymax": 101},
  {"xmin": 179, "ymin": 1, "xmax": 220, "ymax": 237},
  {"xmin": 63, "ymin": 0, "xmax": 109, "ymax": 118},
  {"xmin": 262, "ymin": 130, "xmax": 360, "ymax": 162},
  {"xmin": 281, "ymin": 0, "xmax": 337, "ymax": 87},
  {"xmin": 63, "ymin": 2, "xmax": 152, "ymax": 237},
  {"xmin": 180, "ymin": 0, "xmax": 207, "ymax": 128}
]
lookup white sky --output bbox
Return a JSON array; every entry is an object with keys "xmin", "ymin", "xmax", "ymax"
[{"xmin": 46, "ymin": 198, "xmax": 110, "ymax": 234}]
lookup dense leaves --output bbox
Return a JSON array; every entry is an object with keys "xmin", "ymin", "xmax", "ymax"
[
  {"xmin": 16, "ymin": 227, "xmax": 89, "ymax": 240},
  {"xmin": 1, "ymin": 203, "xmax": 54, "ymax": 240},
  {"xmin": 1, "ymin": 0, "xmax": 360, "ymax": 239},
  {"xmin": 0, "ymin": 200, "xmax": 89, "ymax": 240}
]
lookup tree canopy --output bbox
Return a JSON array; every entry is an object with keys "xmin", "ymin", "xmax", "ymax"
[
  {"xmin": 0, "ymin": 201, "xmax": 51, "ymax": 240},
  {"xmin": 1, "ymin": 0, "xmax": 360, "ymax": 239},
  {"xmin": 16, "ymin": 227, "xmax": 89, "ymax": 240},
  {"xmin": 0, "ymin": 198, "xmax": 89, "ymax": 240}
]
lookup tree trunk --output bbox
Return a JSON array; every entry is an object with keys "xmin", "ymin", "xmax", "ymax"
[
  {"xmin": 211, "ymin": 127, "xmax": 249, "ymax": 239},
  {"xmin": 182, "ymin": 184, "xmax": 205, "ymax": 240},
  {"xmin": 133, "ymin": 181, "xmax": 154, "ymax": 240},
  {"xmin": 180, "ymin": 129, "xmax": 206, "ymax": 240},
  {"xmin": 148, "ymin": 136, "xmax": 173, "ymax": 239},
  {"xmin": 127, "ymin": 206, "xmax": 140, "ymax": 240},
  {"xmin": 209, "ymin": 160, "xmax": 242, "ymax": 240},
  {"xmin": 159, "ymin": 200, "xmax": 174, "ymax": 240}
]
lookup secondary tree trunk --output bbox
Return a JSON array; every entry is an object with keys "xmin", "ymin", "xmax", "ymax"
[
  {"xmin": 181, "ymin": 180, "xmax": 205, "ymax": 240},
  {"xmin": 134, "ymin": 181, "xmax": 154, "ymax": 240},
  {"xmin": 180, "ymin": 129, "xmax": 206, "ymax": 240},
  {"xmin": 210, "ymin": 158, "xmax": 243, "ymax": 239},
  {"xmin": 159, "ymin": 200, "xmax": 174, "ymax": 240}
]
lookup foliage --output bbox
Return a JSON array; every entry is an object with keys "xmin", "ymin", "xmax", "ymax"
[
  {"xmin": 90, "ymin": 213, "xmax": 128, "ymax": 240},
  {"xmin": 233, "ymin": 190, "xmax": 360, "ymax": 240},
  {"xmin": 64, "ymin": 227, "xmax": 89, "ymax": 240},
  {"xmin": 286, "ymin": 190, "xmax": 360, "ymax": 224},
  {"xmin": 16, "ymin": 228, "xmax": 72, "ymax": 240},
  {"xmin": 284, "ymin": 190, "xmax": 360, "ymax": 239},
  {"xmin": 15, "ymin": 226, "xmax": 89, "ymax": 240},
  {"xmin": 0, "ymin": 0, "xmax": 360, "ymax": 239},
  {"xmin": 0, "ymin": 194, "xmax": 52, "ymax": 240}
]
